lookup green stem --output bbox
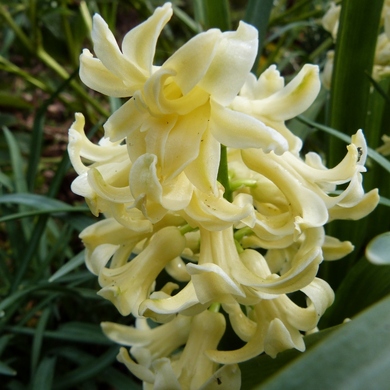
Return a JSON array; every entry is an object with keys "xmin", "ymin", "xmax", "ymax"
[
  {"xmin": 234, "ymin": 227, "xmax": 254, "ymax": 242},
  {"xmin": 217, "ymin": 145, "xmax": 232, "ymax": 202},
  {"xmin": 179, "ymin": 224, "xmax": 198, "ymax": 235},
  {"xmin": 208, "ymin": 302, "xmax": 221, "ymax": 313}
]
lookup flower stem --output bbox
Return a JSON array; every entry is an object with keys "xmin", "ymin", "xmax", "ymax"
[
  {"xmin": 208, "ymin": 302, "xmax": 221, "ymax": 313},
  {"xmin": 179, "ymin": 224, "xmax": 198, "ymax": 235},
  {"xmin": 217, "ymin": 144, "xmax": 232, "ymax": 202}
]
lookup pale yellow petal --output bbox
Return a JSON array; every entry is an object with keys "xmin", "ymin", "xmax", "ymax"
[
  {"xmin": 91, "ymin": 14, "xmax": 146, "ymax": 87},
  {"xmin": 264, "ymin": 317, "xmax": 305, "ymax": 358},
  {"xmin": 79, "ymin": 49, "xmax": 132, "ymax": 97},
  {"xmin": 322, "ymin": 236, "xmax": 354, "ymax": 260},
  {"xmin": 101, "ymin": 314, "xmax": 191, "ymax": 359},
  {"xmin": 185, "ymin": 127, "xmax": 220, "ymax": 195},
  {"xmin": 161, "ymin": 104, "xmax": 210, "ymax": 181},
  {"xmin": 117, "ymin": 347, "xmax": 155, "ymax": 383},
  {"xmin": 175, "ymin": 310, "xmax": 226, "ymax": 390},
  {"xmin": 210, "ymin": 100, "xmax": 288, "ymax": 154},
  {"xmin": 140, "ymin": 281, "xmax": 207, "ymax": 319},
  {"xmin": 143, "ymin": 69, "xmax": 209, "ymax": 115},
  {"xmin": 98, "ymin": 226, "xmax": 186, "ymax": 316},
  {"xmin": 328, "ymin": 189, "xmax": 380, "ymax": 221},
  {"xmin": 187, "ymin": 263, "xmax": 246, "ymax": 304},
  {"xmin": 121, "ymin": 3, "xmax": 173, "ymax": 75},
  {"xmin": 242, "ymin": 149, "xmax": 329, "ymax": 231},
  {"xmin": 198, "ymin": 21, "xmax": 258, "ymax": 105},
  {"xmin": 233, "ymin": 64, "xmax": 321, "ymax": 121},
  {"xmin": 163, "ymin": 29, "xmax": 222, "ymax": 94},
  {"xmin": 152, "ymin": 358, "xmax": 182, "ymax": 390},
  {"xmin": 104, "ymin": 97, "xmax": 149, "ymax": 142},
  {"xmin": 88, "ymin": 167, "xmax": 133, "ymax": 203}
]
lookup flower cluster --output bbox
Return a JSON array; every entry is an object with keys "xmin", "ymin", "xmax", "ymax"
[
  {"xmin": 322, "ymin": 1, "xmax": 390, "ymax": 88},
  {"xmin": 68, "ymin": 3, "xmax": 379, "ymax": 389}
]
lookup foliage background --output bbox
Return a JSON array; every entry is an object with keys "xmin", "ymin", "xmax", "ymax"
[{"xmin": 1, "ymin": 0, "xmax": 389, "ymax": 389}]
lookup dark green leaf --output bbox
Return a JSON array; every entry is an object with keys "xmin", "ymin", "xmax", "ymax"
[
  {"xmin": 0, "ymin": 360, "xmax": 17, "ymax": 376},
  {"xmin": 329, "ymin": 0, "xmax": 384, "ymax": 162},
  {"xmin": 31, "ymin": 356, "xmax": 56, "ymax": 390},
  {"xmin": 53, "ymin": 346, "xmax": 118, "ymax": 389},
  {"xmin": 244, "ymin": 0, "xmax": 274, "ymax": 73},
  {"xmin": 254, "ymin": 295, "xmax": 390, "ymax": 390},
  {"xmin": 49, "ymin": 251, "xmax": 86, "ymax": 282},
  {"xmin": 321, "ymin": 257, "xmax": 390, "ymax": 327}
]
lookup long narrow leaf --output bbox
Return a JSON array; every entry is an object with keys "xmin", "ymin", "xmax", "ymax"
[
  {"xmin": 31, "ymin": 356, "xmax": 56, "ymax": 390},
  {"xmin": 2, "ymin": 128, "xmax": 28, "ymax": 194},
  {"xmin": 0, "ymin": 207, "xmax": 90, "ymax": 223},
  {"xmin": 193, "ymin": 0, "xmax": 231, "ymax": 31},
  {"xmin": 31, "ymin": 308, "xmax": 51, "ymax": 376},
  {"xmin": 320, "ymin": 257, "xmax": 390, "ymax": 327},
  {"xmin": 329, "ymin": 0, "xmax": 383, "ymax": 164},
  {"xmin": 244, "ymin": 0, "xmax": 274, "ymax": 73},
  {"xmin": 7, "ymin": 322, "xmax": 112, "ymax": 345},
  {"xmin": 256, "ymin": 295, "xmax": 390, "ymax": 389},
  {"xmin": 49, "ymin": 251, "xmax": 85, "ymax": 282},
  {"xmin": 0, "ymin": 360, "xmax": 16, "ymax": 376},
  {"xmin": 53, "ymin": 346, "xmax": 118, "ymax": 389}
]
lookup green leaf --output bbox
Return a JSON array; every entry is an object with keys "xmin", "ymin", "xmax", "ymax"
[
  {"xmin": 255, "ymin": 295, "xmax": 390, "ymax": 389},
  {"xmin": 31, "ymin": 308, "xmax": 51, "ymax": 375},
  {"xmin": 329, "ymin": 0, "xmax": 384, "ymax": 163},
  {"xmin": 0, "ymin": 193, "xmax": 75, "ymax": 210},
  {"xmin": 100, "ymin": 366, "xmax": 142, "ymax": 390},
  {"xmin": 0, "ymin": 193, "xmax": 89, "ymax": 223},
  {"xmin": 53, "ymin": 346, "xmax": 118, "ymax": 389},
  {"xmin": 0, "ymin": 206, "xmax": 90, "ymax": 223},
  {"xmin": 31, "ymin": 356, "xmax": 56, "ymax": 390},
  {"xmin": 49, "ymin": 251, "xmax": 85, "ymax": 282},
  {"xmin": 321, "ymin": 256, "xmax": 390, "ymax": 327},
  {"xmin": 0, "ymin": 360, "xmax": 16, "ymax": 376},
  {"xmin": 194, "ymin": 0, "xmax": 231, "ymax": 31},
  {"xmin": 244, "ymin": 0, "xmax": 275, "ymax": 73},
  {"xmin": 53, "ymin": 347, "xmax": 141, "ymax": 389},
  {"xmin": 2, "ymin": 127, "xmax": 27, "ymax": 194},
  {"xmin": 365, "ymin": 232, "xmax": 390, "ymax": 265},
  {"xmin": 53, "ymin": 322, "xmax": 112, "ymax": 345}
]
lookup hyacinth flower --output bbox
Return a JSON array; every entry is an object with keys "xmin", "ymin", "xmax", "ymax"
[
  {"xmin": 73, "ymin": 1, "xmax": 324, "ymax": 223},
  {"xmin": 68, "ymin": 2, "xmax": 379, "ymax": 388}
]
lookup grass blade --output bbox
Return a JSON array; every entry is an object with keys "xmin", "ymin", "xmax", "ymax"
[
  {"xmin": 244, "ymin": 0, "xmax": 274, "ymax": 74},
  {"xmin": 194, "ymin": 0, "xmax": 231, "ymax": 31},
  {"xmin": 31, "ymin": 308, "xmax": 51, "ymax": 376},
  {"xmin": 53, "ymin": 346, "xmax": 119, "ymax": 389},
  {"xmin": 49, "ymin": 251, "xmax": 85, "ymax": 283},
  {"xmin": 31, "ymin": 356, "xmax": 57, "ymax": 390},
  {"xmin": 329, "ymin": 0, "xmax": 383, "ymax": 164}
]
